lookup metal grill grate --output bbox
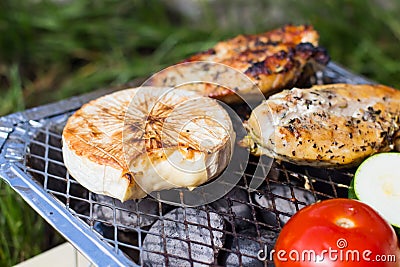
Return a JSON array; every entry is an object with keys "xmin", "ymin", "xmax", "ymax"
[{"xmin": 0, "ymin": 62, "xmax": 371, "ymax": 266}]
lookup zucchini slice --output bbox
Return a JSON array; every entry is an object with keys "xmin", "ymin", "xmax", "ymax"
[
  {"xmin": 348, "ymin": 178, "xmax": 357, "ymax": 200},
  {"xmin": 353, "ymin": 152, "xmax": 400, "ymax": 228}
]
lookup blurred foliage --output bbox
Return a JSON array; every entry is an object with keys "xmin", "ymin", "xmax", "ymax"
[
  {"xmin": 0, "ymin": 183, "xmax": 47, "ymax": 266},
  {"xmin": 0, "ymin": 0, "xmax": 399, "ymax": 265},
  {"xmin": 291, "ymin": 0, "xmax": 400, "ymax": 87},
  {"xmin": 0, "ymin": 0, "xmax": 399, "ymax": 115}
]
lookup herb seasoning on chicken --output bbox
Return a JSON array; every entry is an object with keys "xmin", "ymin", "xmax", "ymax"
[{"xmin": 246, "ymin": 83, "xmax": 400, "ymax": 167}]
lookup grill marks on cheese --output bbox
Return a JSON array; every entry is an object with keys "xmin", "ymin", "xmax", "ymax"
[
  {"xmin": 64, "ymin": 89, "xmax": 229, "ymax": 171},
  {"xmin": 64, "ymin": 90, "xmax": 133, "ymax": 171},
  {"xmin": 247, "ymin": 84, "xmax": 400, "ymax": 166},
  {"xmin": 62, "ymin": 87, "xmax": 234, "ymax": 200}
]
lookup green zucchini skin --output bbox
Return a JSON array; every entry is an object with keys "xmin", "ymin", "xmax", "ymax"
[
  {"xmin": 348, "ymin": 177, "xmax": 400, "ymax": 238},
  {"xmin": 348, "ymin": 178, "xmax": 357, "ymax": 200}
]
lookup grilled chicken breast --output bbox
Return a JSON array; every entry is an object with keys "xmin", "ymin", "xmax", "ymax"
[
  {"xmin": 246, "ymin": 84, "xmax": 400, "ymax": 167},
  {"xmin": 147, "ymin": 25, "xmax": 330, "ymax": 103},
  {"xmin": 62, "ymin": 87, "xmax": 235, "ymax": 201}
]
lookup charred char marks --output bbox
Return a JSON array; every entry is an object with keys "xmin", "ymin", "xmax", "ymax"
[
  {"xmin": 287, "ymin": 124, "xmax": 296, "ymax": 134},
  {"xmin": 245, "ymin": 50, "xmax": 295, "ymax": 76},
  {"xmin": 295, "ymin": 43, "xmax": 330, "ymax": 65},
  {"xmin": 295, "ymin": 42, "xmax": 314, "ymax": 56},
  {"xmin": 245, "ymin": 61, "xmax": 272, "ymax": 76},
  {"xmin": 254, "ymin": 38, "xmax": 278, "ymax": 47},
  {"xmin": 275, "ymin": 50, "xmax": 288, "ymax": 59},
  {"xmin": 284, "ymin": 123, "xmax": 301, "ymax": 139},
  {"xmin": 313, "ymin": 47, "xmax": 330, "ymax": 65},
  {"xmin": 123, "ymin": 172, "xmax": 133, "ymax": 184}
]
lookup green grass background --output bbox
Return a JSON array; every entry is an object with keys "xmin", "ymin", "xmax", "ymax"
[{"xmin": 0, "ymin": 0, "xmax": 399, "ymax": 265}]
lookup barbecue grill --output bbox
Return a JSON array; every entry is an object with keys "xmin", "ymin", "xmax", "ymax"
[{"xmin": 0, "ymin": 62, "xmax": 373, "ymax": 266}]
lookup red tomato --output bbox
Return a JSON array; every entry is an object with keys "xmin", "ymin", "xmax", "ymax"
[{"xmin": 273, "ymin": 198, "xmax": 400, "ymax": 267}]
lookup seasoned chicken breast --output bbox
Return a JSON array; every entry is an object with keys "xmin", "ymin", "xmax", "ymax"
[
  {"xmin": 62, "ymin": 87, "xmax": 235, "ymax": 201},
  {"xmin": 147, "ymin": 25, "xmax": 330, "ymax": 103},
  {"xmin": 246, "ymin": 83, "xmax": 400, "ymax": 167}
]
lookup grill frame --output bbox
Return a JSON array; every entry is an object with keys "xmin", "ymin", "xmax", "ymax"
[
  {"xmin": 0, "ymin": 88, "xmax": 137, "ymax": 267},
  {"xmin": 0, "ymin": 62, "xmax": 373, "ymax": 266}
]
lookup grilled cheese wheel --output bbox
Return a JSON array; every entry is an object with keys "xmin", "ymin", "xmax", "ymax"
[
  {"xmin": 147, "ymin": 25, "xmax": 329, "ymax": 103},
  {"xmin": 62, "ymin": 87, "xmax": 235, "ymax": 201},
  {"xmin": 246, "ymin": 83, "xmax": 400, "ymax": 167}
]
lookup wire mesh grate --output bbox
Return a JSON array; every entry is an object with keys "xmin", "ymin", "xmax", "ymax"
[
  {"xmin": 0, "ymin": 62, "xmax": 371, "ymax": 266},
  {"xmin": 22, "ymin": 104, "xmax": 354, "ymax": 266}
]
